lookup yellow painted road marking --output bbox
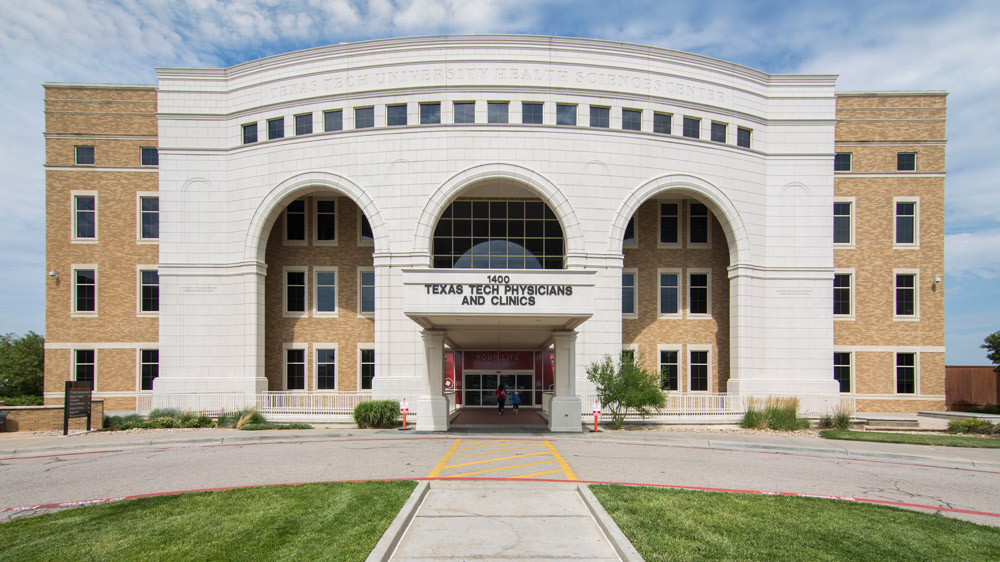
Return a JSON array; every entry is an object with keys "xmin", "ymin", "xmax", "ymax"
[
  {"xmin": 442, "ymin": 451, "xmax": 550, "ymax": 470},
  {"xmin": 545, "ymin": 440, "xmax": 577, "ymax": 481},
  {"xmin": 454, "ymin": 440, "xmax": 539, "ymax": 450},
  {"xmin": 512, "ymin": 469, "xmax": 565, "ymax": 479},
  {"xmin": 448, "ymin": 460, "xmax": 557, "ymax": 478},
  {"xmin": 428, "ymin": 439, "xmax": 577, "ymax": 481},
  {"xmin": 451, "ymin": 445, "xmax": 547, "ymax": 458},
  {"xmin": 427, "ymin": 438, "xmax": 463, "ymax": 478}
]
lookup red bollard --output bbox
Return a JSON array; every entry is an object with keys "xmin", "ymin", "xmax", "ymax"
[
  {"xmin": 400, "ymin": 398, "xmax": 409, "ymax": 431},
  {"xmin": 592, "ymin": 400, "xmax": 601, "ymax": 432}
]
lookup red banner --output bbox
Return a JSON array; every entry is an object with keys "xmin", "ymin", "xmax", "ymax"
[{"xmin": 463, "ymin": 351, "xmax": 534, "ymax": 370}]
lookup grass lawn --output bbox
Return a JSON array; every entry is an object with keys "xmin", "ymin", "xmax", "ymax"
[
  {"xmin": 820, "ymin": 429, "xmax": 1000, "ymax": 448},
  {"xmin": 0, "ymin": 481, "xmax": 416, "ymax": 561},
  {"xmin": 591, "ymin": 484, "xmax": 1000, "ymax": 562}
]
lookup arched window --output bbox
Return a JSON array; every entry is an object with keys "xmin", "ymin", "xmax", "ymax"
[{"xmin": 433, "ymin": 200, "xmax": 564, "ymax": 269}]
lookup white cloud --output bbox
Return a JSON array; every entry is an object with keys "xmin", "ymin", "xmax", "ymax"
[{"xmin": 946, "ymin": 230, "xmax": 1000, "ymax": 279}]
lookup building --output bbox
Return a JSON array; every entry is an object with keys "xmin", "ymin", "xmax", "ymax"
[{"xmin": 43, "ymin": 36, "xmax": 946, "ymax": 431}]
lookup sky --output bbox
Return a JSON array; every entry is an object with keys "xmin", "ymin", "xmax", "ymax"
[{"xmin": 0, "ymin": 0, "xmax": 997, "ymax": 365}]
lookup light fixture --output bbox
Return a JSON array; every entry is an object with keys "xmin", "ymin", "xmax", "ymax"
[
  {"xmin": 48, "ymin": 269, "xmax": 59, "ymax": 279},
  {"xmin": 933, "ymin": 275, "xmax": 942, "ymax": 284}
]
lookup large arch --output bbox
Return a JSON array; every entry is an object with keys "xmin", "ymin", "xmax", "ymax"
[
  {"xmin": 608, "ymin": 173, "xmax": 754, "ymax": 265},
  {"xmin": 244, "ymin": 171, "xmax": 387, "ymax": 263},
  {"xmin": 413, "ymin": 163, "xmax": 586, "ymax": 262}
]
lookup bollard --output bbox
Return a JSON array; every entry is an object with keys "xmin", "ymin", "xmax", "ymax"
[
  {"xmin": 400, "ymin": 398, "xmax": 409, "ymax": 430},
  {"xmin": 592, "ymin": 399, "xmax": 601, "ymax": 432}
]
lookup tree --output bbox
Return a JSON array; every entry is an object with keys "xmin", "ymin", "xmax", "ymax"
[
  {"xmin": 0, "ymin": 331, "xmax": 45, "ymax": 397},
  {"xmin": 982, "ymin": 331, "xmax": 1000, "ymax": 375},
  {"xmin": 586, "ymin": 353, "xmax": 665, "ymax": 430}
]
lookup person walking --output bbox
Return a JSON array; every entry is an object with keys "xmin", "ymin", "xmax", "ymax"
[
  {"xmin": 496, "ymin": 384, "xmax": 507, "ymax": 415},
  {"xmin": 512, "ymin": 391, "xmax": 520, "ymax": 415}
]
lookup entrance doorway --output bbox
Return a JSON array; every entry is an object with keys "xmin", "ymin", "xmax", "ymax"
[{"xmin": 463, "ymin": 371, "xmax": 534, "ymax": 407}]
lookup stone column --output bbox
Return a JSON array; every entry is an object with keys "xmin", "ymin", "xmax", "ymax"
[
  {"xmin": 415, "ymin": 329, "xmax": 449, "ymax": 432},
  {"xmin": 549, "ymin": 330, "xmax": 583, "ymax": 432}
]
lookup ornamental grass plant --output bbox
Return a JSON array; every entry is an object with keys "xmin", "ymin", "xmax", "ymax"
[
  {"xmin": 352, "ymin": 400, "xmax": 400, "ymax": 428},
  {"xmin": 740, "ymin": 396, "xmax": 810, "ymax": 431}
]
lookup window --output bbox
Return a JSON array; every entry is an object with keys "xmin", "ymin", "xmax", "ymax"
[
  {"xmin": 314, "ymin": 268, "xmax": 337, "ymax": 315},
  {"xmin": 833, "ymin": 201, "xmax": 852, "ymax": 245},
  {"xmin": 315, "ymin": 199, "xmax": 336, "ymax": 243},
  {"xmin": 139, "ymin": 195, "xmax": 159, "ymax": 240},
  {"xmin": 622, "ymin": 109, "xmax": 641, "ymax": 131},
  {"xmin": 359, "ymin": 268, "xmax": 375, "ymax": 316},
  {"xmin": 242, "ymin": 123, "xmax": 258, "ymax": 144},
  {"xmin": 141, "ymin": 147, "xmax": 159, "ymax": 166},
  {"xmin": 711, "ymin": 122, "xmax": 727, "ymax": 143},
  {"xmin": 267, "ymin": 117, "xmax": 284, "ymax": 140},
  {"xmin": 621, "ymin": 348, "xmax": 636, "ymax": 363},
  {"xmin": 74, "ymin": 268, "xmax": 96, "ymax": 314},
  {"xmin": 359, "ymin": 214, "xmax": 374, "ymax": 245},
  {"xmin": 659, "ymin": 349, "xmax": 679, "ymax": 391},
  {"xmin": 324, "ymin": 110, "xmax": 343, "ymax": 132},
  {"xmin": 75, "ymin": 349, "xmax": 95, "ymax": 387},
  {"xmin": 556, "ymin": 104, "xmax": 576, "ymax": 126},
  {"xmin": 75, "ymin": 146, "xmax": 94, "ymax": 165},
  {"xmin": 316, "ymin": 348, "xmax": 336, "ymax": 390},
  {"xmin": 736, "ymin": 127, "xmax": 751, "ymax": 148},
  {"xmin": 653, "ymin": 113, "xmax": 671, "ymax": 135},
  {"xmin": 895, "ymin": 273, "xmax": 917, "ymax": 317},
  {"xmin": 895, "ymin": 200, "xmax": 917, "ymax": 246},
  {"xmin": 834, "ymin": 153, "xmax": 852, "ymax": 171},
  {"xmin": 682, "ymin": 117, "xmax": 700, "ymax": 138},
  {"xmin": 360, "ymin": 348, "xmax": 375, "ymax": 390},
  {"xmin": 623, "ymin": 216, "xmax": 636, "ymax": 247},
  {"xmin": 689, "ymin": 202, "xmax": 710, "ymax": 245},
  {"xmin": 284, "ymin": 269, "xmax": 307, "ymax": 315},
  {"xmin": 355, "ymin": 107, "xmax": 374, "ymax": 129},
  {"xmin": 431, "ymin": 200, "xmax": 564, "ymax": 269},
  {"xmin": 387, "ymin": 104, "xmax": 407, "ymax": 126},
  {"xmin": 689, "ymin": 349, "xmax": 709, "ymax": 392},
  {"xmin": 658, "ymin": 269, "xmax": 680, "ymax": 316},
  {"xmin": 454, "ymin": 102, "xmax": 475, "ymax": 123},
  {"xmin": 689, "ymin": 271, "xmax": 710, "ymax": 316},
  {"xmin": 622, "ymin": 270, "xmax": 636, "ymax": 317},
  {"xmin": 659, "ymin": 202, "xmax": 679, "ymax": 246},
  {"xmin": 285, "ymin": 348, "xmax": 305, "ymax": 390},
  {"xmin": 420, "ymin": 103, "xmax": 441, "ymax": 124},
  {"xmin": 590, "ymin": 106, "xmax": 609, "ymax": 128},
  {"xmin": 140, "ymin": 349, "xmax": 158, "ymax": 391},
  {"xmin": 896, "ymin": 353, "xmax": 916, "ymax": 394},
  {"xmin": 294, "ymin": 113, "xmax": 312, "ymax": 135},
  {"xmin": 834, "ymin": 352, "xmax": 851, "ymax": 393},
  {"xmin": 897, "ymin": 152, "xmax": 916, "ymax": 171},
  {"xmin": 285, "ymin": 200, "xmax": 305, "ymax": 242},
  {"xmin": 488, "ymin": 102, "xmax": 508, "ymax": 124},
  {"xmin": 74, "ymin": 194, "xmax": 96, "ymax": 240},
  {"xmin": 833, "ymin": 273, "xmax": 852, "ymax": 317},
  {"xmin": 522, "ymin": 102, "xmax": 543, "ymax": 124},
  {"xmin": 139, "ymin": 269, "xmax": 159, "ymax": 314}
]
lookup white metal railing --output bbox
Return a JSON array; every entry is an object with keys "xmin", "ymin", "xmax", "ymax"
[
  {"xmin": 541, "ymin": 391, "xmax": 553, "ymax": 415},
  {"xmin": 580, "ymin": 393, "xmax": 856, "ymax": 423}
]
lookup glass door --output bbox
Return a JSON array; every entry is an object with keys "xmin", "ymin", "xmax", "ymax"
[{"xmin": 463, "ymin": 372, "xmax": 533, "ymax": 407}]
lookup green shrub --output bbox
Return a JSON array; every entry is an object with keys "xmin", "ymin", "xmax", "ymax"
[
  {"xmin": 0, "ymin": 395, "xmax": 43, "ymax": 406},
  {"xmin": 741, "ymin": 405, "xmax": 768, "ymax": 429},
  {"xmin": 833, "ymin": 408, "xmax": 853, "ymax": 430},
  {"xmin": 235, "ymin": 408, "xmax": 266, "ymax": 429},
  {"xmin": 103, "ymin": 413, "xmax": 145, "ymax": 430},
  {"xmin": 238, "ymin": 422, "xmax": 313, "ymax": 431},
  {"xmin": 741, "ymin": 397, "xmax": 809, "ymax": 431},
  {"xmin": 148, "ymin": 408, "xmax": 180, "ymax": 419},
  {"xmin": 818, "ymin": 415, "xmax": 834, "ymax": 429},
  {"xmin": 353, "ymin": 400, "xmax": 400, "ymax": 429},
  {"xmin": 947, "ymin": 418, "xmax": 997, "ymax": 435},
  {"xmin": 195, "ymin": 414, "xmax": 213, "ymax": 428},
  {"xmin": 141, "ymin": 417, "xmax": 179, "ymax": 429},
  {"xmin": 216, "ymin": 410, "xmax": 237, "ymax": 428}
]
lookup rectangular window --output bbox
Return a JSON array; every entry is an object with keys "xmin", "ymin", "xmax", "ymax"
[
  {"xmin": 286, "ymin": 348, "xmax": 305, "ymax": 390},
  {"xmin": 653, "ymin": 113, "xmax": 672, "ymax": 135},
  {"xmin": 711, "ymin": 122, "xmax": 727, "ymax": 143},
  {"xmin": 420, "ymin": 103, "xmax": 441, "ymax": 124},
  {"xmin": 454, "ymin": 102, "xmax": 475, "ymax": 123},
  {"xmin": 689, "ymin": 202, "xmax": 710, "ymax": 245},
  {"xmin": 387, "ymin": 104, "xmax": 407, "ymax": 126},
  {"xmin": 895, "ymin": 273, "xmax": 916, "ymax": 317},
  {"xmin": 689, "ymin": 272, "xmax": 709, "ymax": 315},
  {"xmin": 141, "ymin": 147, "xmax": 159, "ymax": 166},
  {"xmin": 658, "ymin": 270, "xmax": 680, "ymax": 316},
  {"xmin": 833, "ymin": 352, "xmax": 851, "ymax": 393},
  {"xmin": 267, "ymin": 117, "xmax": 284, "ymax": 140},
  {"xmin": 897, "ymin": 152, "xmax": 916, "ymax": 171},
  {"xmin": 315, "ymin": 268, "xmax": 337, "ymax": 315},
  {"xmin": 896, "ymin": 353, "xmax": 916, "ymax": 394},
  {"xmin": 75, "ymin": 145, "xmax": 94, "ymax": 165},
  {"xmin": 74, "ymin": 268, "xmax": 96, "ymax": 314},
  {"xmin": 242, "ymin": 123, "xmax": 258, "ymax": 144},
  {"xmin": 895, "ymin": 201, "xmax": 917, "ymax": 245},
  {"xmin": 285, "ymin": 200, "xmax": 305, "ymax": 242},
  {"xmin": 359, "ymin": 269, "xmax": 375, "ymax": 315},
  {"xmin": 360, "ymin": 348, "xmax": 375, "ymax": 390},
  {"xmin": 522, "ymin": 102, "xmax": 543, "ymax": 124},
  {"xmin": 140, "ymin": 196, "xmax": 159, "ymax": 240},
  {"xmin": 487, "ymin": 102, "xmax": 508, "ymax": 124},
  {"xmin": 736, "ymin": 127, "xmax": 751, "ymax": 148},
  {"xmin": 359, "ymin": 214, "xmax": 374, "ymax": 245},
  {"xmin": 834, "ymin": 153, "xmax": 852, "ymax": 171},
  {"xmin": 690, "ymin": 350, "xmax": 709, "ymax": 392},
  {"xmin": 74, "ymin": 194, "xmax": 96, "ymax": 240},
  {"xmin": 590, "ymin": 106, "xmax": 610, "ymax": 128},
  {"xmin": 659, "ymin": 202, "xmax": 679, "ymax": 245},
  {"xmin": 140, "ymin": 269, "xmax": 159, "ymax": 313},
  {"xmin": 324, "ymin": 110, "xmax": 343, "ymax": 132},
  {"xmin": 294, "ymin": 113, "xmax": 313, "ymax": 135},
  {"xmin": 556, "ymin": 104, "xmax": 576, "ymax": 126},
  {"xmin": 659, "ymin": 350, "xmax": 679, "ymax": 391},
  {"xmin": 355, "ymin": 107, "xmax": 374, "ymax": 129},
  {"xmin": 833, "ymin": 201, "xmax": 852, "ymax": 245},
  {"xmin": 75, "ymin": 349, "xmax": 95, "ymax": 386},
  {"xmin": 140, "ymin": 349, "xmax": 158, "ymax": 391},
  {"xmin": 315, "ymin": 199, "xmax": 336, "ymax": 243},
  {"xmin": 682, "ymin": 117, "xmax": 700, "ymax": 139},
  {"xmin": 833, "ymin": 273, "xmax": 852, "ymax": 317},
  {"xmin": 285, "ymin": 269, "xmax": 306, "ymax": 314},
  {"xmin": 622, "ymin": 109, "xmax": 641, "ymax": 131},
  {"xmin": 622, "ymin": 271, "xmax": 636, "ymax": 317},
  {"xmin": 316, "ymin": 348, "xmax": 336, "ymax": 390},
  {"xmin": 623, "ymin": 216, "xmax": 636, "ymax": 247}
]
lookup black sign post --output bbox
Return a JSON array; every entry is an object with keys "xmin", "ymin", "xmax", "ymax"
[{"xmin": 64, "ymin": 381, "xmax": 93, "ymax": 435}]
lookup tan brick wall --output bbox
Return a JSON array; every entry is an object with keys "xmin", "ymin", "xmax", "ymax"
[
  {"xmin": 264, "ymin": 197, "xmax": 375, "ymax": 391},
  {"xmin": 622, "ymin": 200, "xmax": 730, "ymax": 392},
  {"xmin": 1, "ymin": 401, "xmax": 104, "ymax": 432}
]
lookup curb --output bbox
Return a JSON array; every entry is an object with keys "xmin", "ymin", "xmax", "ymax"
[
  {"xmin": 578, "ymin": 484, "xmax": 644, "ymax": 562},
  {"xmin": 706, "ymin": 440, "xmax": 1000, "ymax": 470},
  {"xmin": 366, "ymin": 481, "xmax": 429, "ymax": 562}
]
